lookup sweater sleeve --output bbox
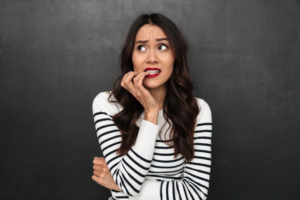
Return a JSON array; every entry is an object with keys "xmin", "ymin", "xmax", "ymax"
[
  {"xmin": 92, "ymin": 92, "xmax": 160, "ymax": 198},
  {"xmin": 129, "ymin": 99, "xmax": 212, "ymax": 200}
]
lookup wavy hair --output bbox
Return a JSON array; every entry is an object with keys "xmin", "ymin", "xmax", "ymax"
[{"xmin": 109, "ymin": 13, "xmax": 200, "ymax": 162}]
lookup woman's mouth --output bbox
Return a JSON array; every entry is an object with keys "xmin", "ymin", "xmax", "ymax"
[{"xmin": 144, "ymin": 68, "xmax": 161, "ymax": 78}]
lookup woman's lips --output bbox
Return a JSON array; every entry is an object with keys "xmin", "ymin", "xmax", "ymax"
[
  {"xmin": 146, "ymin": 73, "xmax": 160, "ymax": 78},
  {"xmin": 144, "ymin": 68, "xmax": 161, "ymax": 78}
]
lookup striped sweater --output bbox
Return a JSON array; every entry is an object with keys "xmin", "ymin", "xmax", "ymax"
[{"xmin": 92, "ymin": 91, "xmax": 212, "ymax": 200}]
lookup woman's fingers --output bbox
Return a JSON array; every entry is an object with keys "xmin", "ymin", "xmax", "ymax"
[
  {"xmin": 93, "ymin": 157, "xmax": 107, "ymax": 174},
  {"xmin": 93, "ymin": 164, "xmax": 105, "ymax": 171},
  {"xmin": 121, "ymin": 71, "xmax": 138, "ymax": 95},
  {"xmin": 133, "ymin": 72, "xmax": 150, "ymax": 98},
  {"xmin": 93, "ymin": 163, "xmax": 107, "ymax": 177},
  {"xmin": 120, "ymin": 71, "xmax": 158, "ymax": 112},
  {"xmin": 93, "ymin": 157, "xmax": 107, "ymax": 166},
  {"xmin": 92, "ymin": 157, "xmax": 119, "ymax": 190},
  {"xmin": 93, "ymin": 164, "xmax": 108, "ymax": 178},
  {"xmin": 93, "ymin": 170, "xmax": 100, "ymax": 176},
  {"xmin": 92, "ymin": 175, "xmax": 104, "ymax": 185}
]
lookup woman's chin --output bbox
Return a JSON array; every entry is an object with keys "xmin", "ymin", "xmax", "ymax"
[
  {"xmin": 143, "ymin": 82, "xmax": 167, "ymax": 90},
  {"xmin": 144, "ymin": 84, "xmax": 158, "ymax": 89}
]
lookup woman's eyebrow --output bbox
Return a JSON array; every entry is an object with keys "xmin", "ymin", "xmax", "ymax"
[{"xmin": 135, "ymin": 37, "xmax": 169, "ymax": 44}]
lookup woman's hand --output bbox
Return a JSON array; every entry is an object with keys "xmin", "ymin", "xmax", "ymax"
[
  {"xmin": 120, "ymin": 71, "xmax": 159, "ymax": 123},
  {"xmin": 92, "ymin": 157, "xmax": 121, "ymax": 192}
]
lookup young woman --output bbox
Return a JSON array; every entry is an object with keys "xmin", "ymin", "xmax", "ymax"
[{"xmin": 92, "ymin": 13, "xmax": 212, "ymax": 200}]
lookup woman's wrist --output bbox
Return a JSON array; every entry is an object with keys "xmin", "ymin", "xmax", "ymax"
[{"xmin": 143, "ymin": 110, "xmax": 159, "ymax": 124}]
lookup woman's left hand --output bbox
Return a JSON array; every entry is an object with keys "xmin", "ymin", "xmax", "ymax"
[{"xmin": 92, "ymin": 157, "xmax": 121, "ymax": 191}]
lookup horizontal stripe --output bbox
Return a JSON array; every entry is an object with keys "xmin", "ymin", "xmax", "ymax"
[
  {"xmin": 102, "ymin": 141, "xmax": 121, "ymax": 152},
  {"xmin": 155, "ymin": 146, "xmax": 173, "ymax": 149},
  {"xmin": 194, "ymin": 130, "xmax": 212, "ymax": 133},
  {"xmin": 93, "ymin": 97, "xmax": 212, "ymax": 200},
  {"xmin": 147, "ymin": 174, "xmax": 182, "ymax": 179},
  {"xmin": 186, "ymin": 162, "xmax": 211, "ymax": 168},
  {"xmin": 97, "ymin": 123, "xmax": 115, "ymax": 130},
  {"xmin": 156, "ymin": 139, "xmax": 172, "ymax": 143},
  {"xmin": 121, "ymin": 162, "xmax": 142, "ymax": 185},
  {"xmin": 152, "ymin": 156, "xmax": 184, "ymax": 163},
  {"xmin": 149, "ymin": 168, "xmax": 184, "ymax": 174},
  {"xmin": 131, "ymin": 148, "xmax": 152, "ymax": 163},
  {"xmin": 122, "ymin": 159, "xmax": 146, "ymax": 178},
  {"xmin": 151, "ymin": 161, "xmax": 185, "ymax": 169},
  {"xmin": 185, "ymin": 171, "xmax": 209, "ymax": 182},
  {"xmin": 107, "ymin": 154, "xmax": 122, "ymax": 167},
  {"xmin": 184, "ymin": 166, "xmax": 210, "ymax": 175},
  {"xmin": 94, "ymin": 118, "xmax": 112, "ymax": 124},
  {"xmin": 97, "ymin": 129, "xmax": 119, "ymax": 139},
  {"xmin": 154, "ymin": 152, "xmax": 175, "ymax": 156},
  {"xmin": 100, "ymin": 135, "xmax": 121, "ymax": 147},
  {"xmin": 195, "ymin": 149, "xmax": 211, "ymax": 154},
  {"xmin": 193, "ymin": 156, "xmax": 211, "ymax": 161},
  {"xmin": 93, "ymin": 111, "xmax": 112, "ymax": 117},
  {"xmin": 196, "ymin": 123, "xmax": 212, "ymax": 126},
  {"xmin": 194, "ymin": 136, "xmax": 211, "ymax": 140},
  {"xmin": 194, "ymin": 143, "xmax": 211, "ymax": 146},
  {"xmin": 127, "ymin": 152, "xmax": 150, "ymax": 171}
]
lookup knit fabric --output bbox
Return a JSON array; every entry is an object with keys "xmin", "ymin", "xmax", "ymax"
[{"xmin": 93, "ymin": 91, "xmax": 212, "ymax": 200}]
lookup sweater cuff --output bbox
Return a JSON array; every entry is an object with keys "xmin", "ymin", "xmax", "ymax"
[{"xmin": 132, "ymin": 119, "xmax": 160, "ymax": 159}]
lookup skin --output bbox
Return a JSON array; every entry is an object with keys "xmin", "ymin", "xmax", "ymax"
[
  {"xmin": 92, "ymin": 157, "xmax": 120, "ymax": 191},
  {"xmin": 132, "ymin": 24, "xmax": 175, "ymax": 108},
  {"xmin": 92, "ymin": 24, "xmax": 175, "ymax": 192}
]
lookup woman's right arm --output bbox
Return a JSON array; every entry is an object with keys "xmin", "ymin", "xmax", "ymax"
[{"xmin": 92, "ymin": 92, "xmax": 160, "ymax": 198}]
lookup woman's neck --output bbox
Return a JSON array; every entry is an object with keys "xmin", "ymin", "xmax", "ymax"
[{"xmin": 147, "ymin": 84, "xmax": 167, "ymax": 110}]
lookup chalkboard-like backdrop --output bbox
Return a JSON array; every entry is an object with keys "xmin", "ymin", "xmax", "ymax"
[{"xmin": 0, "ymin": 1, "xmax": 299, "ymax": 200}]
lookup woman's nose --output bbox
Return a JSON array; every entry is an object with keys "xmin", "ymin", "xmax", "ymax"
[{"xmin": 147, "ymin": 48, "xmax": 158, "ymax": 64}]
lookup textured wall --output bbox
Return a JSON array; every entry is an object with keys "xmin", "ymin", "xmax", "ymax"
[{"xmin": 1, "ymin": 0, "xmax": 299, "ymax": 199}]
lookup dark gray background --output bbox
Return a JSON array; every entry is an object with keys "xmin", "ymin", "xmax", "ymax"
[{"xmin": 1, "ymin": 0, "xmax": 299, "ymax": 199}]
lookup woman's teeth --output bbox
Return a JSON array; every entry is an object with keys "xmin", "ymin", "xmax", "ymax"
[{"xmin": 146, "ymin": 70, "xmax": 161, "ymax": 74}]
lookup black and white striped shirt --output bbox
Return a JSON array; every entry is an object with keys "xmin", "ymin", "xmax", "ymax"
[{"xmin": 93, "ymin": 91, "xmax": 212, "ymax": 200}]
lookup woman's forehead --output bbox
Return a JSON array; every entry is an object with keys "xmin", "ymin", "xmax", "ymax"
[{"xmin": 135, "ymin": 24, "xmax": 167, "ymax": 41}]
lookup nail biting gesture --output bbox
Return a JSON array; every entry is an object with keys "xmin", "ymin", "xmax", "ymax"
[{"xmin": 120, "ymin": 71, "xmax": 160, "ymax": 115}]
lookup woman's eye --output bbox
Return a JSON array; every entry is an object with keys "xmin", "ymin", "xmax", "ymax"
[
  {"xmin": 137, "ymin": 45, "xmax": 147, "ymax": 51},
  {"xmin": 158, "ymin": 44, "xmax": 168, "ymax": 51}
]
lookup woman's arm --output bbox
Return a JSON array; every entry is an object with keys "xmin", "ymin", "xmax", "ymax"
[
  {"xmin": 129, "ymin": 100, "xmax": 212, "ymax": 200},
  {"xmin": 92, "ymin": 92, "xmax": 160, "ymax": 198}
]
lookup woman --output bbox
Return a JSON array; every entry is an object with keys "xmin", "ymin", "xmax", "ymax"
[{"xmin": 92, "ymin": 13, "xmax": 212, "ymax": 200}]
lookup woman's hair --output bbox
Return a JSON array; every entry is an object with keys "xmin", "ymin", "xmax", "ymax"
[{"xmin": 109, "ymin": 13, "xmax": 200, "ymax": 162}]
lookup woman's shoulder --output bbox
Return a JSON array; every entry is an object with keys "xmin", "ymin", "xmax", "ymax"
[
  {"xmin": 194, "ymin": 97, "xmax": 210, "ymax": 109},
  {"xmin": 194, "ymin": 97, "xmax": 212, "ymax": 123},
  {"xmin": 92, "ymin": 91, "xmax": 122, "ymax": 116}
]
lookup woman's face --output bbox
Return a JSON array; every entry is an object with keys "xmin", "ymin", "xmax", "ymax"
[{"xmin": 132, "ymin": 24, "xmax": 175, "ymax": 90}]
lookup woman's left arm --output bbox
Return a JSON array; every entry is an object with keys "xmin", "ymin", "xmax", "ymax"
[{"xmin": 131, "ymin": 100, "xmax": 213, "ymax": 200}]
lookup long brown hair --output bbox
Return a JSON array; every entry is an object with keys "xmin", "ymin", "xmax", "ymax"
[{"xmin": 109, "ymin": 13, "xmax": 199, "ymax": 162}]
